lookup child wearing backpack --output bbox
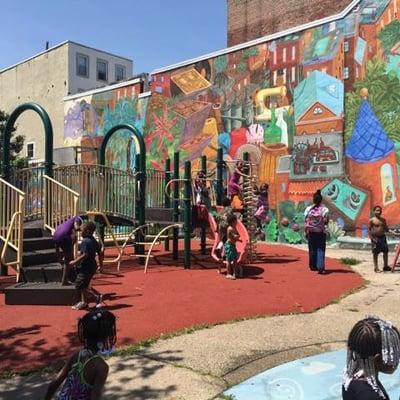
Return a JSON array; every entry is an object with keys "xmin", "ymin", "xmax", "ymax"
[
  {"xmin": 304, "ymin": 190, "xmax": 329, "ymax": 274},
  {"xmin": 45, "ymin": 308, "xmax": 116, "ymax": 399}
]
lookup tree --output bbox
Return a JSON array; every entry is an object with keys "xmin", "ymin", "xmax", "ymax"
[
  {"xmin": 378, "ymin": 20, "xmax": 400, "ymax": 56},
  {"xmin": 345, "ymin": 58, "xmax": 400, "ymax": 143},
  {"xmin": 0, "ymin": 110, "xmax": 26, "ymax": 171}
]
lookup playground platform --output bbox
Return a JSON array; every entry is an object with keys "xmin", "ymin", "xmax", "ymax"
[{"xmin": 0, "ymin": 241, "xmax": 364, "ymax": 374}]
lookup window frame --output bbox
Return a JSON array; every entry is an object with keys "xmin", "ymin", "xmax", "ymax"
[
  {"xmin": 26, "ymin": 142, "xmax": 35, "ymax": 159},
  {"xmin": 96, "ymin": 58, "xmax": 108, "ymax": 82},
  {"xmin": 76, "ymin": 53, "xmax": 89, "ymax": 78},
  {"xmin": 115, "ymin": 64, "xmax": 126, "ymax": 81}
]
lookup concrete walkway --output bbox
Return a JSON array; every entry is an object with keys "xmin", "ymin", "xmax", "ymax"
[{"xmin": 1, "ymin": 247, "xmax": 400, "ymax": 400}]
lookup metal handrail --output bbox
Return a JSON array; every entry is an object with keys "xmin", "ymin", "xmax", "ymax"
[
  {"xmin": 0, "ymin": 178, "xmax": 25, "ymax": 282},
  {"xmin": 43, "ymin": 175, "xmax": 80, "ymax": 234},
  {"xmin": 144, "ymin": 223, "xmax": 182, "ymax": 273}
]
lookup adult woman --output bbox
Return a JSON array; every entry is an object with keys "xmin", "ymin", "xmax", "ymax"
[{"xmin": 304, "ymin": 190, "xmax": 329, "ymax": 274}]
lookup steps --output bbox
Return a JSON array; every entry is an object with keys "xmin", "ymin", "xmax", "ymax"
[
  {"xmin": 4, "ymin": 282, "xmax": 79, "ymax": 305},
  {"xmin": 4, "ymin": 221, "xmax": 77, "ymax": 306}
]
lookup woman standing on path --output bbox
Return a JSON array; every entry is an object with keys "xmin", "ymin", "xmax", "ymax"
[{"xmin": 304, "ymin": 190, "xmax": 329, "ymax": 274}]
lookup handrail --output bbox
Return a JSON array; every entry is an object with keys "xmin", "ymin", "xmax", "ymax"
[
  {"xmin": 0, "ymin": 178, "xmax": 24, "ymax": 282},
  {"xmin": 164, "ymin": 179, "xmax": 188, "ymax": 199},
  {"xmin": 43, "ymin": 174, "xmax": 80, "ymax": 234},
  {"xmin": 0, "ymin": 178, "xmax": 25, "ymax": 195},
  {"xmin": 144, "ymin": 223, "xmax": 182, "ymax": 274},
  {"xmin": 86, "ymin": 211, "xmax": 123, "ymax": 270}
]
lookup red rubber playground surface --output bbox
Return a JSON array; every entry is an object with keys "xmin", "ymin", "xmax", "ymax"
[{"xmin": 0, "ymin": 242, "xmax": 364, "ymax": 373}]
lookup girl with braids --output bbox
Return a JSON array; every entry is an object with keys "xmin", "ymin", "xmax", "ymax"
[
  {"xmin": 343, "ymin": 316, "xmax": 400, "ymax": 400},
  {"xmin": 45, "ymin": 308, "xmax": 116, "ymax": 399}
]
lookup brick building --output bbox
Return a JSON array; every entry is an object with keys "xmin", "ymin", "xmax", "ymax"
[{"xmin": 227, "ymin": 0, "xmax": 355, "ymax": 46}]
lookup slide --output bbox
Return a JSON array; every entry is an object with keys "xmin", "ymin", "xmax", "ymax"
[{"xmin": 208, "ymin": 209, "xmax": 250, "ymax": 264}]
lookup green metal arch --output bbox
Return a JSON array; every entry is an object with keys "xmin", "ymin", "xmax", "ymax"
[
  {"xmin": 99, "ymin": 124, "xmax": 146, "ymax": 172},
  {"xmin": 1, "ymin": 102, "xmax": 54, "ymax": 180}
]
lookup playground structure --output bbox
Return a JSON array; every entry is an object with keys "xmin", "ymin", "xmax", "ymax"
[{"xmin": 0, "ymin": 102, "xmax": 257, "ymax": 304}]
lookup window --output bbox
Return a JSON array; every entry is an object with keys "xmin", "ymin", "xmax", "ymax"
[
  {"xmin": 344, "ymin": 67, "xmax": 350, "ymax": 79},
  {"xmin": 115, "ymin": 65, "xmax": 126, "ymax": 81},
  {"xmin": 381, "ymin": 163, "xmax": 396, "ymax": 205},
  {"xmin": 283, "ymin": 48, "xmax": 287, "ymax": 63},
  {"xmin": 273, "ymin": 50, "xmax": 277, "ymax": 65},
  {"xmin": 273, "ymin": 71, "xmax": 277, "ymax": 85},
  {"xmin": 282, "ymin": 68, "xmax": 287, "ymax": 84},
  {"xmin": 344, "ymin": 41, "xmax": 349, "ymax": 52},
  {"xmin": 292, "ymin": 46, "xmax": 296, "ymax": 60},
  {"xmin": 97, "ymin": 59, "xmax": 108, "ymax": 81},
  {"xmin": 76, "ymin": 53, "xmax": 89, "ymax": 77},
  {"xmin": 27, "ymin": 143, "xmax": 35, "ymax": 159},
  {"xmin": 313, "ymin": 107, "xmax": 323, "ymax": 115}
]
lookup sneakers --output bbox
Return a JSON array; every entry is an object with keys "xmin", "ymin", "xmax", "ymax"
[
  {"xmin": 383, "ymin": 266, "xmax": 392, "ymax": 272},
  {"xmin": 72, "ymin": 301, "xmax": 87, "ymax": 310},
  {"xmin": 95, "ymin": 294, "xmax": 104, "ymax": 308}
]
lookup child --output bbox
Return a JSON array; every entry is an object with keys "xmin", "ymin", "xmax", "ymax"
[
  {"xmin": 69, "ymin": 221, "xmax": 104, "ymax": 310},
  {"xmin": 255, "ymin": 183, "xmax": 269, "ymax": 232},
  {"xmin": 369, "ymin": 206, "xmax": 390, "ymax": 273},
  {"xmin": 53, "ymin": 216, "xmax": 83, "ymax": 285},
  {"xmin": 304, "ymin": 190, "xmax": 329, "ymax": 274},
  {"xmin": 224, "ymin": 213, "xmax": 242, "ymax": 280},
  {"xmin": 215, "ymin": 197, "xmax": 234, "ymax": 270},
  {"xmin": 228, "ymin": 161, "xmax": 244, "ymax": 205},
  {"xmin": 45, "ymin": 308, "xmax": 116, "ymax": 399},
  {"xmin": 194, "ymin": 170, "xmax": 206, "ymax": 204},
  {"xmin": 342, "ymin": 315, "xmax": 400, "ymax": 400}
]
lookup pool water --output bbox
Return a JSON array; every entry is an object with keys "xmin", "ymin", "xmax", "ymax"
[{"xmin": 224, "ymin": 349, "xmax": 400, "ymax": 399}]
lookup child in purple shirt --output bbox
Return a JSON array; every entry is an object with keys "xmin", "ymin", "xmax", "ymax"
[{"xmin": 53, "ymin": 216, "xmax": 83, "ymax": 285}]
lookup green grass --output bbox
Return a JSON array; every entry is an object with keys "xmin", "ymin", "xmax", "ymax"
[
  {"xmin": 340, "ymin": 257, "xmax": 362, "ymax": 266},
  {"xmin": 216, "ymin": 395, "xmax": 237, "ymax": 400}
]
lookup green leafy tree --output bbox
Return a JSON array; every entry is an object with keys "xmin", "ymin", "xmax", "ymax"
[
  {"xmin": 0, "ymin": 110, "xmax": 26, "ymax": 171},
  {"xmin": 345, "ymin": 58, "xmax": 400, "ymax": 143},
  {"xmin": 378, "ymin": 20, "xmax": 400, "ymax": 56}
]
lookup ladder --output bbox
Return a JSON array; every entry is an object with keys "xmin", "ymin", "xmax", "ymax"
[{"xmin": 241, "ymin": 172, "xmax": 258, "ymax": 262}]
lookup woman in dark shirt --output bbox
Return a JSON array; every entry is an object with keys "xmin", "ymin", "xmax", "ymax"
[{"xmin": 342, "ymin": 316, "xmax": 400, "ymax": 400}]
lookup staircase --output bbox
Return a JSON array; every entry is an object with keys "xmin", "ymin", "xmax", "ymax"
[{"xmin": 4, "ymin": 221, "xmax": 79, "ymax": 305}]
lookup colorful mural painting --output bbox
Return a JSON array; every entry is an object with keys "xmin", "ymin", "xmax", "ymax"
[
  {"xmin": 64, "ymin": 80, "xmax": 147, "ymax": 170},
  {"xmin": 63, "ymin": 0, "xmax": 400, "ymax": 241}
]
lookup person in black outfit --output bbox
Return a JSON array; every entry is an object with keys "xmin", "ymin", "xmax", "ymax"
[
  {"xmin": 342, "ymin": 316, "xmax": 400, "ymax": 399},
  {"xmin": 69, "ymin": 221, "xmax": 104, "ymax": 310}
]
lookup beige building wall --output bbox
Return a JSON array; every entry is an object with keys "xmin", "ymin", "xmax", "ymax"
[
  {"xmin": 0, "ymin": 44, "xmax": 69, "ymax": 162},
  {"xmin": 0, "ymin": 41, "xmax": 133, "ymax": 164}
]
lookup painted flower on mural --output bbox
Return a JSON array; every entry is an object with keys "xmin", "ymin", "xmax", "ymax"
[{"xmin": 145, "ymin": 102, "xmax": 183, "ymax": 169}]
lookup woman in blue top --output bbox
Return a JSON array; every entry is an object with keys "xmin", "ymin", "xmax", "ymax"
[{"xmin": 45, "ymin": 308, "xmax": 116, "ymax": 400}]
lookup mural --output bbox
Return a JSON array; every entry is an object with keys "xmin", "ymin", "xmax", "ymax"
[
  {"xmin": 63, "ymin": 0, "xmax": 400, "ymax": 241},
  {"xmin": 64, "ymin": 81, "xmax": 147, "ymax": 170}
]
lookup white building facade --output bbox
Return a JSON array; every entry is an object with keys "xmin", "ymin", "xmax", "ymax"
[{"xmin": 0, "ymin": 41, "xmax": 133, "ymax": 163}]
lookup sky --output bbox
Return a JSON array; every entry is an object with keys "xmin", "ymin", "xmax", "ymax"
[{"xmin": 0, "ymin": 0, "xmax": 227, "ymax": 74}]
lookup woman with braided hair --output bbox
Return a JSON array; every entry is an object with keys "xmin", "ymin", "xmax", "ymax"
[
  {"xmin": 45, "ymin": 308, "xmax": 116, "ymax": 399},
  {"xmin": 343, "ymin": 316, "xmax": 400, "ymax": 399}
]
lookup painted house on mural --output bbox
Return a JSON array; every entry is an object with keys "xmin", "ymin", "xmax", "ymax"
[
  {"xmin": 345, "ymin": 97, "xmax": 400, "ymax": 225},
  {"xmin": 57, "ymin": 0, "xmax": 400, "ymax": 238}
]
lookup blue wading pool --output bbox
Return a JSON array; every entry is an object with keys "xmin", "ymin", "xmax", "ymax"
[{"xmin": 224, "ymin": 350, "xmax": 400, "ymax": 399}]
